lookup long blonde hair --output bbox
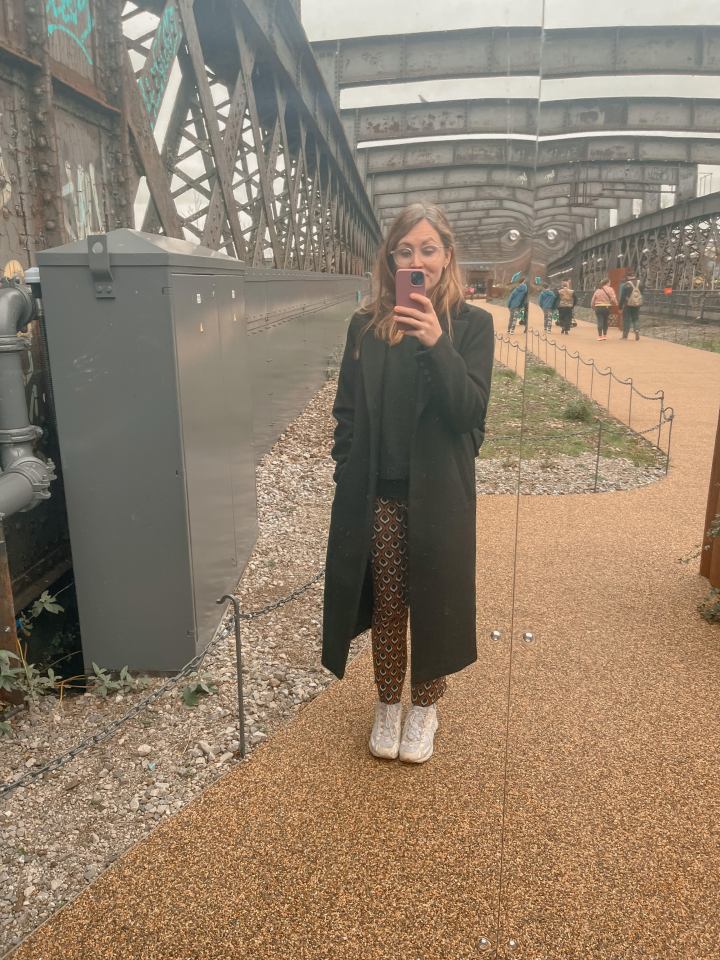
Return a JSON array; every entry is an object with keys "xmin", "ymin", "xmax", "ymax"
[{"xmin": 353, "ymin": 203, "xmax": 466, "ymax": 359}]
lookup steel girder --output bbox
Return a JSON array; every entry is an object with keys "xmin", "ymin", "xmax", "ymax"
[
  {"xmin": 370, "ymin": 164, "xmax": 690, "ymax": 197},
  {"xmin": 363, "ymin": 138, "xmax": 720, "ymax": 175},
  {"xmin": 547, "ymin": 192, "xmax": 720, "ymax": 293},
  {"xmin": 349, "ymin": 98, "xmax": 720, "ymax": 143},
  {"xmin": 312, "ymin": 26, "xmax": 720, "ymax": 104}
]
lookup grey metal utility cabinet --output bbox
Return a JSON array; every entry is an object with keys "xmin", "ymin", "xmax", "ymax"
[{"xmin": 36, "ymin": 230, "xmax": 257, "ymax": 672}]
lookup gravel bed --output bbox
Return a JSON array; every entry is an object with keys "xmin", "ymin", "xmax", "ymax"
[
  {"xmin": 476, "ymin": 451, "xmax": 667, "ymax": 495},
  {"xmin": 0, "ymin": 367, "xmax": 664, "ymax": 954}
]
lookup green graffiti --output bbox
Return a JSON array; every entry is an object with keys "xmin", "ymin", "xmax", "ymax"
[
  {"xmin": 138, "ymin": 2, "xmax": 183, "ymax": 126},
  {"xmin": 46, "ymin": 0, "xmax": 94, "ymax": 65}
]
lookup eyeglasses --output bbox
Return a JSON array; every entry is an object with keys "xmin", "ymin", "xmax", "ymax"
[{"xmin": 390, "ymin": 244, "xmax": 444, "ymax": 267}]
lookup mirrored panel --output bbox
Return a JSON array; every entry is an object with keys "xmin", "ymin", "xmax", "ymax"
[
  {"xmin": 503, "ymin": 3, "xmax": 720, "ymax": 956},
  {"xmin": 309, "ymin": 4, "xmax": 546, "ymax": 954}
]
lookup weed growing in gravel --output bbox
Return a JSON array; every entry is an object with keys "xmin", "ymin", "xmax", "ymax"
[
  {"xmin": 562, "ymin": 398, "xmax": 594, "ymax": 422},
  {"xmin": 86, "ymin": 663, "xmax": 152, "ymax": 698},
  {"xmin": 699, "ymin": 588, "xmax": 720, "ymax": 624},
  {"xmin": 182, "ymin": 674, "xmax": 219, "ymax": 707},
  {"xmin": 0, "ymin": 646, "xmax": 154, "ymax": 733}
]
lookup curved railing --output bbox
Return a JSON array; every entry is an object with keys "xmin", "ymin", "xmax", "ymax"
[{"xmin": 493, "ymin": 331, "xmax": 675, "ymax": 470}]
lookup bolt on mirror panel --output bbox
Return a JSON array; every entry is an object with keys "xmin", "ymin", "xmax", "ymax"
[{"xmin": 501, "ymin": 3, "xmax": 720, "ymax": 956}]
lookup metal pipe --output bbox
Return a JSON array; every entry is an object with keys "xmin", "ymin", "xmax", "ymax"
[{"xmin": 0, "ymin": 281, "xmax": 55, "ymax": 519}]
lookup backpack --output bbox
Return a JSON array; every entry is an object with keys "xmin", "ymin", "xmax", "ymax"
[
  {"xmin": 627, "ymin": 282, "xmax": 643, "ymax": 307},
  {"xmin": 558, "ymin": 286, "xmax": 574, "ymax": 307}
]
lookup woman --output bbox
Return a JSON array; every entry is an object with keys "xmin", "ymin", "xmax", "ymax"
[
  {"xmin": 557, "ymin": 280, "xmax": 577, "ymax": 334},
  {"xmin": 590, "ymin": 278, "xmax": 618, "ymax": 340},
  {"xmin": 322, "ymin": 203, "xmax": 494, "ymax": 765}
]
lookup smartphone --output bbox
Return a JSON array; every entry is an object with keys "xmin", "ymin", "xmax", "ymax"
[{"xmin": 395, "ymin": 269, "xmax": 426, "ymax": 327}]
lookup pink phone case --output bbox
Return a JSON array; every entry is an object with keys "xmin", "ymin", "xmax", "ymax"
[{"xmin": 395, "ymin": 269, "xmax": 426, "ymax": 323}]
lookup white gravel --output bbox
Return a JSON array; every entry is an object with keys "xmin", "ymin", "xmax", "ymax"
[{"xmin": 0, "ymin": 362, "xmax": 665, "ymax": 955}]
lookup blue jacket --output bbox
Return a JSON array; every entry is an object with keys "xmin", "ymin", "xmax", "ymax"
[
  {"xmin": 538, "ymin": 289, "xmax": 556, "ymax": 310},
  {"xmin": 508, "ymin": 283, "xmax": 528, "ymax": 309}
]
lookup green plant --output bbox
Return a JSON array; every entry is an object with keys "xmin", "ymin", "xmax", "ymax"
[
  {"xmin": 699, "ymin": 588, "xmax": 720, "ymax": 624},
  {"xmin": 497, "ymin": 368, "xmax": 518, "ymax": 379},
  {"xmin": 0, "ymin": 649, "xmax": 23, "ymax": 693},
  {"xmin": 17, "ymin": 590, "xmax": 64, "ymax": 638},
  {"xmin": 85, "ymin": 663, "xmax": 151, "ymax": 697},
  {"xmin": 182, "ymin": 674, "xmax": 219, "ymax": 707},
  {"xmin": 0, "ymin": 648, "xmax": 58, "ymax": 704},
  {"xmin": 534, "ymin": 364, "xmax": 557, "ymax": 377},
  {"xmin": 562, "ymin": 398, "xmax": 594, "ymax": 422},
  {"xmin": 86, "ymin": 662, "xmax": 118, "ymax": 697}
]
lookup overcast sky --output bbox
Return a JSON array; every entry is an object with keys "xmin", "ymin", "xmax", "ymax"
[{"xmin": 301, "ymin": 0, "xmax": 719, "ymax": 40}]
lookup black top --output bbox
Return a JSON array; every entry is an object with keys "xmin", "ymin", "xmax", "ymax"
[{"xmin": 377, "ymin": 332, "xmax": 420, "ymax": 499}]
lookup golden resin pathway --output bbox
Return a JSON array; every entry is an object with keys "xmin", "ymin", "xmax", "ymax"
[{"xmin": 9, "ymin": 307, "xmax": 720, "ymax": 959}]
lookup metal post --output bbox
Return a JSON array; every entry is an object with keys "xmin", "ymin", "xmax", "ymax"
[
  {"xmin": 628, "ymin": 381, "xmax": 633, "ymax": 428},
  {"xmin": 594, "ymin": 420, "xmax": 603, "ymax": 493},
  {"xmin": 607, "ymin": 374, "xmax": 612, "ymax": 411},
  {"xmin": 217, "ymin": 594, "xmax": 246, "ymax": 758},
  {"xmin": 665, "ymin": 411, "xmax": 674, "ymax": 474}
]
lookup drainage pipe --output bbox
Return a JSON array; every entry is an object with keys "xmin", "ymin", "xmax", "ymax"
[{"xmin": 0, "ymin": 279, "xmax": 56, "ymax": 518}]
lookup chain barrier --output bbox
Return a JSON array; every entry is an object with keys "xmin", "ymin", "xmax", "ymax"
[
  {"xmin": 493, "ymin": 330, "xmax": 674, "ymax": 463},
  {"xmin": 0, "ymin": 571, "xmax": 326, "ymax": 797},
  {"xmin": 2, "ymin": 327, "xmax": 675, "ymax": 796}
]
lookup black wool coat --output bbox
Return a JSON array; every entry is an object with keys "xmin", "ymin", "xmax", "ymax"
[{"xmin": 321, "ymin": 302, "xmax": 495, "ymax": 687}]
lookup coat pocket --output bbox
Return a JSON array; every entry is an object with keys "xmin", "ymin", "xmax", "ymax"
[{"xmin": 470, "ymin": 424, "xmax": 485, "ymax": 458}]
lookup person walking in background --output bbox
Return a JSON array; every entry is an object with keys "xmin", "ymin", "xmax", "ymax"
[
  {"xmin": 557, "ymin": 279, "xmax": 577, "ymax": 334},
  {"xmin": 538, "ymin": 282, "xmax": 557, "ymax": 333},
  {"xmin": 507, "ymin": 275, "xmax": 528, "ymax": 333},
  {"xmin": 323, "ymin": 202, "xmax": 494, "ymax": 765},
  {"xmin": 590, "ymin": 277, "xmax": 618, "ymax": 340},
  {"xmin": 619, "ymin": 273, "xmax": 643, "ymax": 340}
]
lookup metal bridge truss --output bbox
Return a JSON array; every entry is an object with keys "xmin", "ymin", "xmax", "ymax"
[
  {"xmin": 124, "ymin": 0, "xmax": 378, "ymax": 272},
  {"xmin": 548, "ymin": 192, "xmax": 720, "ymax": 294},
  {"xmin": 0, "ymin": 0, "xmax": 379, "ymax": 274}
]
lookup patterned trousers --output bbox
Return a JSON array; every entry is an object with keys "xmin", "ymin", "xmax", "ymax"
[{"xmin": 369, "ymin": 496, "xmax": 447, "ymax": 706}]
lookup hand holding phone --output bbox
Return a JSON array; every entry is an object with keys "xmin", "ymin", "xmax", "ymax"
[{"xmin": 395, "ymin": 269, "xmax": 426, "ymax": 328}]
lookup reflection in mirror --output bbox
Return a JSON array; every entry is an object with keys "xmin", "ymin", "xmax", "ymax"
[
  {"xmin": 308, "ymin": 5, "xmax": 545, "ymax": 955},
  {"xmin": 503, "ymin": 3, "xmax": 720, "ymax": 956}
]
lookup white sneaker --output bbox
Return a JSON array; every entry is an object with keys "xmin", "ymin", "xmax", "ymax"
[
  {"xmin": 369, "ymin": 701, "xmax": 403, "ymax": 759},
  {"xmin": 399, "ymin": 704, "xmax": 438, "ymax": 764}
]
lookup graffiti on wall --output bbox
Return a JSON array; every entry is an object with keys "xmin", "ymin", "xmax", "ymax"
[
  {"xmin": 62, "ymin": 159, "xmax": 104, "ymax": 240},
  {"xmin": 138, "ymin": 1, "xmax": 183, "ymax": 127},
  {"xmin": 46, "ymin": 0, "xmax": 94, "ymax": 66}
]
